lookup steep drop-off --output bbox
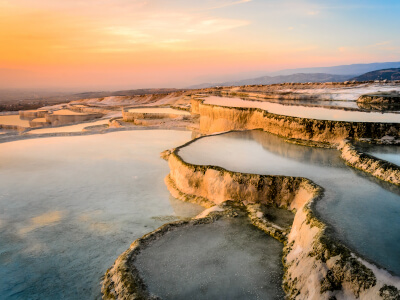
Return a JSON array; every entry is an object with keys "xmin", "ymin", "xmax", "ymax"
[{"xmin": 192, "ymin": 98, "xmax": 400, "ymax": 144}]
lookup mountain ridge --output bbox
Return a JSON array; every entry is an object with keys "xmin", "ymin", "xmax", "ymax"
[
  {"xmin": 352, "ymin": 68, "xmax": 400, "ymax": 81},
  {"xmin": 187, "ymin": 61, "xmax": 400, "ymax": 89}
]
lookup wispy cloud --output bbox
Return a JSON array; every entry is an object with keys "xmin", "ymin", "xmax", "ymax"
[
  {"xmin": 204, "ymin": 0, "xmax": 252, "ymax": 10},
  {"xmin": 367, "ymin": 41, "xmax": 392, "ymax": 48},
  {"xmin": 338, "ymin": 46, "xmax": 350, "ymax": 53},
  {"xmin": 183, "ymin": 18, "xmax": 249, "ymax": 34},
  {"xmin": 104, "ymin": 26, "xmax": 150, "ymax": 42},
  {"xmin": 134, "ymin": 12, "xmax": 250, "ymax": 35},
  {"xmin": 307, "ymin": 10, "xmax": 319, "ymax": 15}
]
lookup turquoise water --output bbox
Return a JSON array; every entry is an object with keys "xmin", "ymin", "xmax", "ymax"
[
  {"xmin": 135, "ymin": 218, "xmax": 285, "ymax": 300},
  {"xmin": 203, "ymin": 96, "xmax": 400, "ymax": 123},
  {"xmin": 179, "ymin": 131, "xmax": 400, "ymax": 276},
  {"xmin": 0, "ymin": 130, "xmax": 204, "ymax": 299}
]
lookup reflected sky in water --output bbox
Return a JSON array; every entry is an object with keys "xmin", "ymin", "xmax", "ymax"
[{"xmin": 0, "ymin": 130, "xmax": 203, "ymax": 299}]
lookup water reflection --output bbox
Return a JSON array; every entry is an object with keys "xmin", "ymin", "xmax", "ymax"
[
  {"xmin": 0, "ymin": 130, "xmax": 203, "ymax": 299},
  {"xmin": 18, "ymin": 211, "xmax": 64, "ymax": 235}
]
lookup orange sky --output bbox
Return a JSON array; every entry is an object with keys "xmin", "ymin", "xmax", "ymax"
[{"xmin": 1, "ymin": 0, "xmax": 399, "ymax": 90}]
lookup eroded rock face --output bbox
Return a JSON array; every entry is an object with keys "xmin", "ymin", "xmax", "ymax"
[
  {"xmin": 357, "ymin": 92, "xmax": 400, "ymax": 104},
  {"xmin": 45, "ymin": 112, "xmax": 103, "ymax": 126},
  {"xmin": 122, "ymin": 107, "xmax": 191, "ymax": 122},
  {"xmin": 19, "ymin": 109, "xmax": 48, "ymax": 120},
  {"xmin": 168, "ymin": 151, "xmax": 311, "ymax": 208},
  {"xmin": 357, "ymin": 92, "xmax": 400, "ymax": 111},
  {"xmin": 193, "ymin": 98, "xmax": 400, "ymax": 144},
  {"xmin": 339, "ymin": 141, "xmax": 400, "ymax": 185}
]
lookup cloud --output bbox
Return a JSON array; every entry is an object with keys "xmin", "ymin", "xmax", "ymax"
[
  {"xmin": 131, "ymin": 12, "xmax": 250, "ymax": 36},
  {"xmin": 103, "ymin": 26, "xmax": 151, "ymax": 43},
  {"xmin": 184, "ymin": 18, "xmax": 249, "ymax": 34},
  {"xmin": 288, "ymin": 26, "xmax": 294, "ymax": 30},
  {"xmin": 205, "ymin": 0, "xmax": 252, "ymax": 10},
  {"xmin": 368, "ymin": 41, "xmax": 392, "ymax": 48},
  {"xmin": 307, "ymin": 10, "xmax": 319, "ymax": 15}
]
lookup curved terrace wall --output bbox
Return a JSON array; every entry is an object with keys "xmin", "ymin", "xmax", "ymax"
[
  {"xmin": 340, "ymin": 141, "xmax": 400, "ymax": 185},
  {"xmin": 193, "ymin": 98, "xmax": 400, "ymax": 144},
  {"xmin": 19, "ymin": 109, "xmax": 48, "ymax": 120},
  {"xmin": 68, "ymin": 105, "xmax": 113, "ymax": 115},
  {"xmin": 45, "ymin": 112, "xmax": 103, "ymax": 126},
  {"xmin": 164, "ymin": 134, "xmax": 400, "ymax": 300}
]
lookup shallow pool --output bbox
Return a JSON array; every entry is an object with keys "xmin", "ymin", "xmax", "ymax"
[
  {"xmin": 263, "ymin": 98, "xmax": 360, "ymax": 109},
  {"xmin": 0, "ymin": 130, "xmax": 203, "ymax": 299},
  {"xmin": 26, "ymin": 119, "xmax": 110, "ymax": 134},
  {"xmin": 178, "ymin": 131, "xmax": 400, "ymax": 276},
  {"xmin": 203, "ymin": 96, "xmax": 400, "ymax": 123},
  {"xmin": 135, "ymin": 218, "xmax": 285, "ymax": 300}
]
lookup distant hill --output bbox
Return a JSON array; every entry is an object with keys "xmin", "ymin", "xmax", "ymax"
[
  {"xmin": 352, "ymin": 68, "xmax": 400, "ymax": 81},
  {"xmin": 0, "ymin": 88, "xmax": 182, "ymax": 112},
  {"xmin": 188, "ymin": 73, "xmax": 352, "ymax": 89},
  {"xmin": 268, "ymin": 61, "xmax": 400, "ymax": 76},
  {"xmin": 187, "ymin": 61, "xmax": 400, "ymax": 89}
]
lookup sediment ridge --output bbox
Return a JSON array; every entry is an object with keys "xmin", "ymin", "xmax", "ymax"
[
  {"xmin": 122, "ymin": 106, "xmax": 191, "ymax": 122},
  {"xmin": 340, "ymin": 141, "xmax": 400, "ymax": 186},
  {"xmin": 192, "ymin": 98, "xmax": 400, "ymax": 144}
]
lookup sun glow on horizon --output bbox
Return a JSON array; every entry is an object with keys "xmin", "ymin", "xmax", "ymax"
[{"xmin": 1, "ymin": 0, "xmax": 399, "ymax": 89}]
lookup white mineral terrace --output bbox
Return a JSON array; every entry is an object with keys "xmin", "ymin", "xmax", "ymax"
[
  {"xmin": 51, "ymin": 109, "xmax": 88, "ymax": 115},
  {"xmin": 203, "ymin": 95, "xmax": 400, "ymax": 123},
  {"xmin": 26, "ymin": 119, "xmax": 110, "ymax": 134},
  {"xmin": 127, "ymin": 107, "xmax": 190, "ymax": 115}
]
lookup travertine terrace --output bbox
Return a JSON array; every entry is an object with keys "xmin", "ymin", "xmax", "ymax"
[
  {"xmin": 102, "ymin": 82, "xmax": 400, "ymax": 300},
  {"xmin": 2, "ymin": 82, "xmax": 400, "ymax": 299}
]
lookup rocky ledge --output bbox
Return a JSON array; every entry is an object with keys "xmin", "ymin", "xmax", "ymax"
[
  {"xmin": 160, "ymin": 134, "xmax": 400, "ymax": 300},
  {"xmin": 339, "ymin": 141, "xmax": 400, "ymax": 186},
  {"xmin": 357, "ymin": 92, "xmax": 400, "ymax": 104},
  {"xmin": 191, "ymin": 98, "xmax": 400, "ymax": 145}
]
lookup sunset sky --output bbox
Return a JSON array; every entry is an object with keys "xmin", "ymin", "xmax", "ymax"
[{"xmin": 1, "ymin": 0, "xmax": 400, "ymax": 90}]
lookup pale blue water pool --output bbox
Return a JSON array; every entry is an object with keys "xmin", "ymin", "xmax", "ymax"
[
  {"xmin": 179, "ymin": 131, "xmax": 400, "ymax": 276},
  {"xmin": 135, "ymin": 218, "xmax": 285, "ymax": 300},
  {"xmin": 0, "ymin": 130, "xmax": 204, "ymax": 299}
]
